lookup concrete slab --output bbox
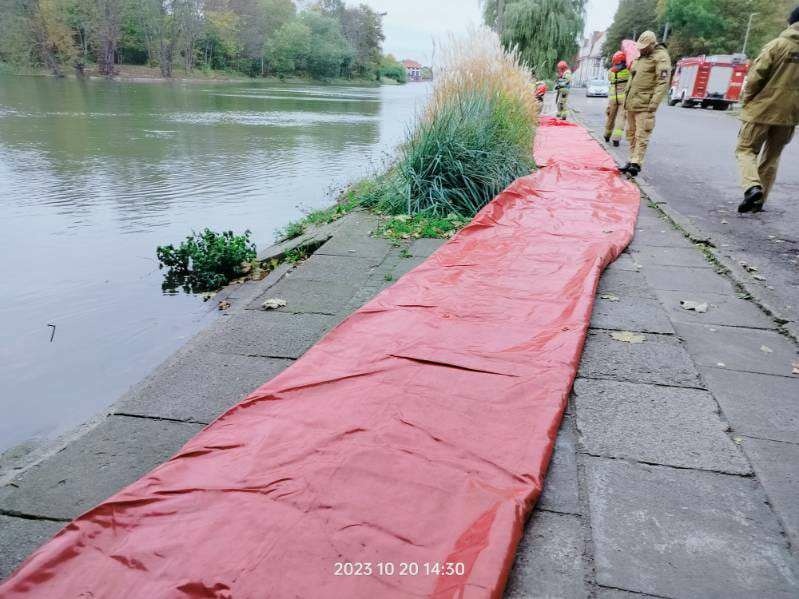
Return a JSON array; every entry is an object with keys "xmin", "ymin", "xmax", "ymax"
[
  {"xmin": 597, "ymin": 269, "xmax": 656, "ymax": 300},
  {"xmin": 114, "ymin": 350, "xmax": 293, "ymax": 424},
  {"xmin": 605, "ymin": 253, "xmax": 642, "ymax": 273},
  {"xmin": 247, "ymin": 276, "xmax": 359, "ymax": 314},
  {"xmin": 590, "ymin": 296, "xmax": 675, "ymax": 334},
  {"xmin": 586, "ymin": 457, "xmax": 799, "ymax": 598},
  {"xmin": 642, "ymin": 266, "xmax": 737, "ymax": 295},
  {"xmin": 578, "ymin": 330, "xmax": 702, "ymax": 388},
  {"xmin": 702, "ymin": 368, "xmax": 799, "ymax": 444},
  {"xmin": 0, "ymin": 515, "xmax": 65, "ymax": 580},
  {"xmin": 653, "ymin": 289, "xmax": 776, "ymax": 330},
  {"xmin": 595, "ymin": 589, "xmax": 658, "ymax": 599},
  {"xmin": 409, "ymin": 238, "xmax": 446, "ymax": 257},
  {"xmin": 630, "ymin": 246, "xmax": 713, "ymax": 269},
  {"xmin": 0, "ymin": 416, "xmax": 203, "ymax": 520},
  {"xmin": 287, "ymin": 254, "xmax": 378, "ymax": 284},
  {"xmin": 742, "ymin": 437, "xmax": 799, "ymax": 549},
  {"xmin": 673, "ymin": 322, "xmax": 799, "ymax": 377},
  {"xmin": 200, "ymin": 311, "xmax": 334, "ymax": 359},
  {"xmin": 574, "ymin": 379, "xmax": 750, "ymax": 474},
  {"xmin": 538, "ymin": 415, "xmax": 580, "ymax": 515},
  {"xmin": 316, "ymin": 231, "xmax": 392, "ymax": 260},
  {"xmin": 505, "ymin": 511, "xmax": 587, "ymax": 599},
  {"xmin": 627, "ymin": 223, "xmax": 689, "ymax": 249}
]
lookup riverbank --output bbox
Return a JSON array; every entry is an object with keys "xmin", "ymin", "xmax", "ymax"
[
  {"xmin": 3, "ymin": 192, "xmax": 798, "ymax": 595},
  {"xmin": 0, "ymin": 62, "xmax": 397, "ymax": 86}
]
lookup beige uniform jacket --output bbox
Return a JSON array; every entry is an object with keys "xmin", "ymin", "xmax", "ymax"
[
  {"xmin": 741, "ymin": 24, "xmax": 799, "ymax": 126},
  {"xmin": 624, "ymin": 45, "xmax": 672, "ymax": 113}
]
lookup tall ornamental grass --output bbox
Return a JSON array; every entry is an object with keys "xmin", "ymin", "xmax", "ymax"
[{"xmin": 376, "ymin": 29, "xmax": 538, "ymax": 216}]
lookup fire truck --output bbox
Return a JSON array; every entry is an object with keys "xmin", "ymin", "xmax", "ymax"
[{"xmin": 667, "ymin": 54, "xmax": 749, "ymax": 110}]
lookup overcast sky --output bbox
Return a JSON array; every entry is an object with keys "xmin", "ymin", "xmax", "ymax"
[{"xmin": 354, "ymin": 0, "xmax": 620, "ymax": 64}]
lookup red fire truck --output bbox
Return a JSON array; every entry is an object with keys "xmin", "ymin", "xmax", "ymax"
[{"xmin": 667, "ymin": 54, "xmax": 749, "ymax": 110}]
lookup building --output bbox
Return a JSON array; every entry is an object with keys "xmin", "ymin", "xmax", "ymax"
[
  {"xmin": 402, "ymin": 59, "xmax": 423, "ymax": 82},
  {"xmin": 573, "ymin": 30, "xmax": 608, "ymax": 87}
]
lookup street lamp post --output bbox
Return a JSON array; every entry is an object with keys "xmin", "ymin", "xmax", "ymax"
[{"xmin": 742, "ymin": 12, "xmax": 759, "ymax": 56}]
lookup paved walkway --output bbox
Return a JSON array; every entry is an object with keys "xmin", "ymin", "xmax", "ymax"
[
  {"xmin": 506, "ymin": 198, "xmax": 799, "ymax": 597},
  {"xmin": 2, "ymin": 199, "xmax": 798, "ymax": 596}
]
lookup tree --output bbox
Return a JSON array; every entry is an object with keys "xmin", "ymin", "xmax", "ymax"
[
  {"xmin": 602, "ymin": 0, "xmax": 660, "ymax": 59},
  {"xmin": 302, "ymin": 11, "xmax": 352, "ymax": 78},
  {"xmin": 31, "ymin": 0, "xmax": 78, "ymax": 76},
  {"xmin": 484, "ymin": 0, "xmax": 587, "ymax": 77},
  {"xmin": 658, "ymin": 0, "xmax": 793, "ymax": 60},
  {"xmin": 91, "ymin": 0, "xmax": 126, "ymax": 75},
  {"xmin": 379, "ymin": 53, "xmax": 407, "ymax": 83},
  {"xmin": 267, "ymin": 18, "xmax": 310, "ymax": 74},
  {"xmin": 340, "ymin": 4, "xmax": 384, "ymax": 79}
]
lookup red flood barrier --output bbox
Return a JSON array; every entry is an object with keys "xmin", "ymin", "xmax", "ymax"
[{"xmin": 0, "ymin": 117, "xmax": 639, "ymax": 598}]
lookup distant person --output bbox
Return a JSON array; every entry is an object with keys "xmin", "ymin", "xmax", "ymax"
[
  {"xmin": 619, "ymin": 31, "xmax": 672, "ymax": 177},
  {"xmin": 535, "ymin": 80, "xmax": 548, "ymax": 108},
  {"xmin": 604, "ymin": 51, "xmax": 631, "ymax": 147},
  {"xmin": 554, "ymin": 61, "xmax": 573, "ymax": 120},
  {"xmin": 735, "ymin": 6, "xmax": 799, "ymax": 214}
]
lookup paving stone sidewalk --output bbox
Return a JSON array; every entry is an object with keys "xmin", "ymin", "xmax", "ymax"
[
  {"xmin": 506, "ymin": 200, "xmax": 799, "ymax": 598},
  {"xmin": 1, "ymin": 206, "xmax": 798, "ymax": 598}
]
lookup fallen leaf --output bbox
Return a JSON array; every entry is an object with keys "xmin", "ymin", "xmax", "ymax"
[
  {"xmin": 717, "ymin": 362, "xmax": 726, "ymax": 367},
  {"xmin": 760, "ymin": 345, "xmax": 773, "ymax": 354},
  {"xmin": 720, "ymin": 219, "xmax": 728, "ymax": 224},
  {"xmin": 218, "ymin": 300, "xmax": 231, "ymax": 311},
  {"xmin": 792, "ymin": 361, "xmax": 799, "ymax": 375},
  {"xmin": 600, "ymin": 293, "xmax": 620, "ymax": 302},
  {"xmin": 733, "ymin": 436, "xmax": 743, "ymax": 445},
  {"xmin": 262, "ymin": 298, "xmax": 287, "ymax": 310},
  {"xmin": 680, "ymin": 300, "xmax": 709, "ymax": 313},
  {"xmin": 610, "ymin": 331, "xmax": 646, "ymax": 344}
]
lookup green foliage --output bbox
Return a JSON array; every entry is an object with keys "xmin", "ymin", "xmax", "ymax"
[
  {"xmin": 483, "ymin": 0, "xmax": 587, "ymax": 77},
  {"xmin": 379, "ymin": 54, "xmax": 407, "ymax": 83},
  {"xmin": 603, "ymin": 0, "xmax": 792, "ymax": 62},
  {"xmin": 602, "ymin": 0, "xmax": 660, "ymax": 59},
  {"xmin": 382, "ymin": 91, "xmax": 534, "ymax": 217},
  {"xmin": 376, "ymin": 213, "xmax": 469, "ymax": 240},
  {"xmin": 0, "ymin": 0, "xmax": 393, "ymax": 81},
  {"xmin": 156, "ymin": 229, "xmax": 257, "ymax": 293}
]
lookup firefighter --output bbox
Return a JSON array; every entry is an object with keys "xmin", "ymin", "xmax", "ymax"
[
  {"xmin": 535, "ymin": 80, "xmax": 548, "ymax": 107},
  {"xmin": 619, "ymin": 31, "xmax": 672, "ymax": 177},
  {"xmin": 554, "ymin": 61, "xmax": 572, "ymax": 120},
  {"xmin": 735, "ymin": 6, "xmax": 799, "ymax": 214},
  {"xmin": 604, "ymin": 51, "xmax": 630, "ymax": 147}
]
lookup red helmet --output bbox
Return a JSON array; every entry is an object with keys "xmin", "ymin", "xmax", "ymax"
[
  {"xmin": 557, "ymin": 60, "xmax": 569, "ymax": 73},
  {"xmin": 611, "ymin": 51, "xmax": 626, "ymax": 66}
]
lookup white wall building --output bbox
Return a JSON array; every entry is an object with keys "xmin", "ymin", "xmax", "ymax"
[{"xmin": 573, "ymin": 30, "xmax": 608, "ymax": 87}]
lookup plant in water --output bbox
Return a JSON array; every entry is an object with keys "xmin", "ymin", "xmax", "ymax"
[{"xmin": 157, "ymin": 229, "xmax": 257, "ymax": 293}]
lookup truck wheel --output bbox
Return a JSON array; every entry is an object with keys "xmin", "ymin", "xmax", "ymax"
[
  {"xmin": 680, "ymin": 98, "xmax": 694, "ymax": 108},
  {"xmin": 712, "ymin": 103, "xmax": 730, "ymax": 111},
  {"xmin": 668, "ymin": 94, "xmax": 680, "ymax": 107}
]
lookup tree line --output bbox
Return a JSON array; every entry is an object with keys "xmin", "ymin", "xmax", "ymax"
[
  {"xmin": 604, "ymin": 0, "xmax": 794, "ymax": 62},
  {"xmin": 481, "ymin": 0, "xmax": 793, "ymax": 78},
  {"xmin": 0, "ymin": 0, "xmax": 409, "ymax": 81}
]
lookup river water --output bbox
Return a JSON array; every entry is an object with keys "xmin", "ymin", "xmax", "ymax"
[{"xmin": 0, "ymin": 75, "xmax": 430, "ymax": 453}]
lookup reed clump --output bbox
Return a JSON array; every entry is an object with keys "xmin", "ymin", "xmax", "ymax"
[{"xmin": 374, "ymin": 28, "xmax": 538, "ymax": 216}]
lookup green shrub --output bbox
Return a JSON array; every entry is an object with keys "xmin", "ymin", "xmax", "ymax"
[{"xmin": 157, "ymin": 229, "xmax": 257, "ymax": 293}]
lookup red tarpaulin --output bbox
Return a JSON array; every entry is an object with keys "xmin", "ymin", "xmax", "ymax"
[{"xmin": 0, "ymin": 118, "xmax": 639, "ymax": 598}]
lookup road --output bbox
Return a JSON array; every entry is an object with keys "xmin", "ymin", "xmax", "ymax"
[{"xmin": 567, "ymin": 92, "xmax": 799, "ymax": 335}]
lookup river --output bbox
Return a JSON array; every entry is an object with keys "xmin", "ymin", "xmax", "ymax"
[{"xmin": 0, "ymin": 75, "xmax": 430, "ymax": 454}]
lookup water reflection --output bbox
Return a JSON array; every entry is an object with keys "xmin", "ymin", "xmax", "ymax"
[{"xmin": 0, "ymin": 76, "xmax": 429, "ymax": 452}]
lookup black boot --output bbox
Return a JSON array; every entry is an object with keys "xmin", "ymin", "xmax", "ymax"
[
  {"xmin": 619, "ymin": 163, "xmax": 640, "ymax": 177},
  {"xmin": 612, "ymin": 140, "xmax": 620, "ymax": 147},
  {"xmin": 738, "ymin": 186, "xmax": 764, "ymax": 213},
  {"xmin": 604, "ymin": 134, "xmax": 611, "ymax": 143}
]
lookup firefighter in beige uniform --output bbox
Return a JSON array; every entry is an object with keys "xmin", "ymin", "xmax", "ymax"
[
  {"xmin": 620, "ymin": 31, "xmax": 672, "ymax": 177},
  {"xmin": 735, "ymin": 6, "xmax": 799, "ymax": 213},
  {"xmin": 604, "ymin": 51, "xmax": 631, "ymax": 147}
]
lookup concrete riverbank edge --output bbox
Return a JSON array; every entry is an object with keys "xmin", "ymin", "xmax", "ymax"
[{"xmin": 2, "ymin": 196, "xmax": 799, "ymax": 597}]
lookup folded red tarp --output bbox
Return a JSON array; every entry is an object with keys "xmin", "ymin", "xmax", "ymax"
[{"xmin": 0, "ymin": 118, "xmax": 639, "ymax": 598}]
